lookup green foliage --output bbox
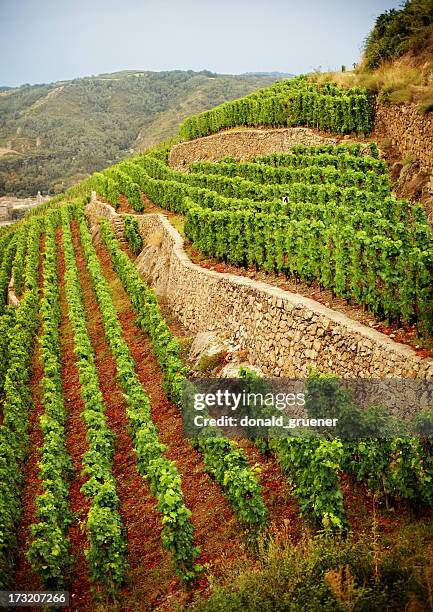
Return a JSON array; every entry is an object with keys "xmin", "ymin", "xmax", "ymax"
[
  {"xmin": 254, "ymin": 149, "xmax": 387, "ymax": 174},
  {"xmin": 60, "ymin": 205, "xmax": 129, "ymax": 594},
  {"xmin": 0, "ymin": 235, "xmax": 17, "ymax": 315},
  {"xmin": 193, "ymin": 525, "xmax": 433, "ymax": 611},
  {"xmin": 0, "ymin": 218, "xmax": 42, "ymax": 587},
  {"xmin": 0, "ymin": 231, "xmax": 14, "ymax": 261},
  {"xmin": 92, "ymin": 173, "xmax": 120, "ymax": 208},
  {"xmin": 104, "ymin": 168, "xmax": 143, "ymax": 211},
  {"xmin": 123, "ymin": 215, "xmax": 143, "ymax": 254},
  {"xmin": 121, "ymin": 150, "xmax": 433, "ymax": 333},
  {"xmin": 91, "ymin": 148, "xmax": 433, "ymax": 333},
  {"xmin": 270, "ymin": 436, "xmax": 346, "ymax": 530},
  {"xmin": 191, "ymin": 153, "xmax": 390, "ymax": 193},
  {"xmin": 179, "ymin": 75, "xmax": 374, "ymax": 139},
  {"xmin": 0, "ymin": 307, "xmax": 15, "ymax": 397},
  {"xmin": 100, "ymin": 220, "xmax": 268, "ymax": 532},
  {"xmin": 305, "ymin": 373, "xmax": 433, "ymax": 508},
  {"xmin": 78, "ymin": 217, "xmax": 200, "ymax": 580},
  {"xmin": 364, "ymin": 0, "xmax": 433, "ymax": 69},
  {"xmin": 26, "ymin": 211, "xmax": 73, "ymax": 588},
  {"xmin": 11, "ymin": 225, "xmax": 29, "ymax": 296}
]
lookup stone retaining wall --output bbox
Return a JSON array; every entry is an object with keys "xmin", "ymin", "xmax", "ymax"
[
  {"xmin": 169, "ymin": 127, "xmax": 340, "ymax": 170},
  {"xmin": 374, "ymin": 102, "xmax": 433, "ymax": 173},
  {"xmin": 86, "ymin": 200, "xmax": 433, "ymax": 417}
]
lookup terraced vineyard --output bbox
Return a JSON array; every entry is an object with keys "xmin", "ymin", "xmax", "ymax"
[
  {"xmin": 90, "ymin": 139, "xmax": 433, "ymax": 334},
  {"xmin": 1, "ymin": 75, "xmax": 433, "ymax": 610}
]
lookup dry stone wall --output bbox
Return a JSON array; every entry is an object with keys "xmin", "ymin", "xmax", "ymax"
[
  {"xmin": 86, "ymin": 201, "xmax": 433, "ymax": 416},
  {"xmin": 374, "ymin": 102, "xmax": 433, "ymax": 173},
  {"xmin": 168, "ymin": 109, "xmax": 433, "ymax": 181},
  {"xmin": 169, "ymin": 127, "xmax": 340, "ymax": 170}
]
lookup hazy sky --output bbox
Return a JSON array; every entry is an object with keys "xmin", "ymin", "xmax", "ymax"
[{"xmin": 1, "ymin": 0, "xmax": 401, "ymax": 87}]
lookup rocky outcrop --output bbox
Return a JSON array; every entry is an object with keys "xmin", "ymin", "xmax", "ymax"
[{"xmin": 188, "ymin": 331, "xmax": 263, "ymax": 377}]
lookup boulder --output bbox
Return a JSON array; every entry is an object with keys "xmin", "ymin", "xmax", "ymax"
[{"xmin": 189, "ymin": 331, "xmax": 231, "ymax": 374}]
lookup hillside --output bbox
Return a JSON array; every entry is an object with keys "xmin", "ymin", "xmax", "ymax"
[
  {"xmin": 1, "ymin": 65, "xmax": 433, "ymax": 610},
  {"xmin": 0, "ymin": 70, "xmax": 286, "ymax": 197},
  {"xmin": 1, "ymin": 3, "xmax": 433, "ymax": 607}
]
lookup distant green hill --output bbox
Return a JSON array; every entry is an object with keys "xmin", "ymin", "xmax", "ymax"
[{"xmin": 0, "ymin": 70, "xmax": 287, "ymax": 197}]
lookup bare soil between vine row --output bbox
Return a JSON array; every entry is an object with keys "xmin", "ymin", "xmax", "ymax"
[{"xmin": 10, "ymin": 218, "xmax": 432, "ymax": 610}]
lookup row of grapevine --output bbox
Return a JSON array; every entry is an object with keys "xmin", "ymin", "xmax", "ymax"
[
  {"xmin": 92, "ymin": 173, "xmax": 120, "ymax": 209},
  {"xmin": 270, "ymin": 437, "xmax": 346, "ymax": 530},
  {"xmin": 99, "ymin": 220, "xmax": 269, "ymax": 530},
  {"xmin": 60, "ymin": 205, "xmax": 129, "ymax": 594},
  {"xmin": 0, "ymin": 235, "xmax": 17, "ymax": 314},
  {"xmin": 91, "ymin": 170, "xmax": 145, "ymax": 213},
  {"xmin": 237, "ymin": 369, "xmax": 347, "ymax": 531},
  {"xmin": 77, "ymin": 216, "xmax": 200, "ymax": 581},
  {"xmin": 178, "ymin": 75, "xmax": 374, "ymax": 140},
  {"xmin": 12, "ymin": 224, "xmax": 29, "ymax": 297},
  {"xmin": 26, "ymin": 210, "xmax": 73, "ymax": 588},
  {"xmin": 190, "ymin": 160, "xmax": 391, "ymax": 195},
  {"xmin": 0, "ymin": 232, "xmax": 14, "ymax": 268},
  {"xmin": 253, "ymin": 151, "xmax": 387, "ymax": 173},
  {"xmin": 184, "ymin": 199, "xmax": 433, "ymax": 330},
  {"xmin": 123, "ymin": 215, "xmax": 143, "ymax": 254},
  {"xmin": 104, "ymin": 168, "xmax": 143, "ymax": 212},
  {"xmin": 348, "ymin": 438, "xmax": 433, "ymax": 506},
  {"xmin": 0, "ymin": 307, "xmax": 15, "ymax": 397},
  {"xmin": 0, "ymin": 219, "xmax": 42, "ymax": 588},
  {"xmin": 289, "ymin": 142, "xmax": 379, "ymax": 158},
  {"xmin": 305, "ymin": 374, "xmax": 433, "ymax": 508}
]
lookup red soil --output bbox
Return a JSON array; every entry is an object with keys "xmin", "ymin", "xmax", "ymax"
[
  {"xmin": 57, "ymin": 228, "xmax": 93, "ymax": 611},
  {"xmin": 117, "ymin": 194, "xmax": 135, "ymax": 214},
  {"xmin": 238, "ymin": 441, "xmax": 303, "ymax": 539},
  {"xmin": 87, "ymin": 232, "xmax": 260, "ymax": 595},
  {"xmin": 14, "ymin": 234, "xmax": 45, "ymax": 590},
  {"xmin": 341, "ymin": 472, "xmax": 433, "ymax": 538},
  {"xmin": 70, "ymin": 221, "xmax": 178, "ymax": 609}
]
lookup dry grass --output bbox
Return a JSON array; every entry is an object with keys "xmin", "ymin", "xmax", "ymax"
[
  {"xmin": 313, "ymin": 53, "xmax": 433, "ymax": 110},
  {"xmin": 0, "ymin": 147, "xmax": 21, "ymax": 157}
]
